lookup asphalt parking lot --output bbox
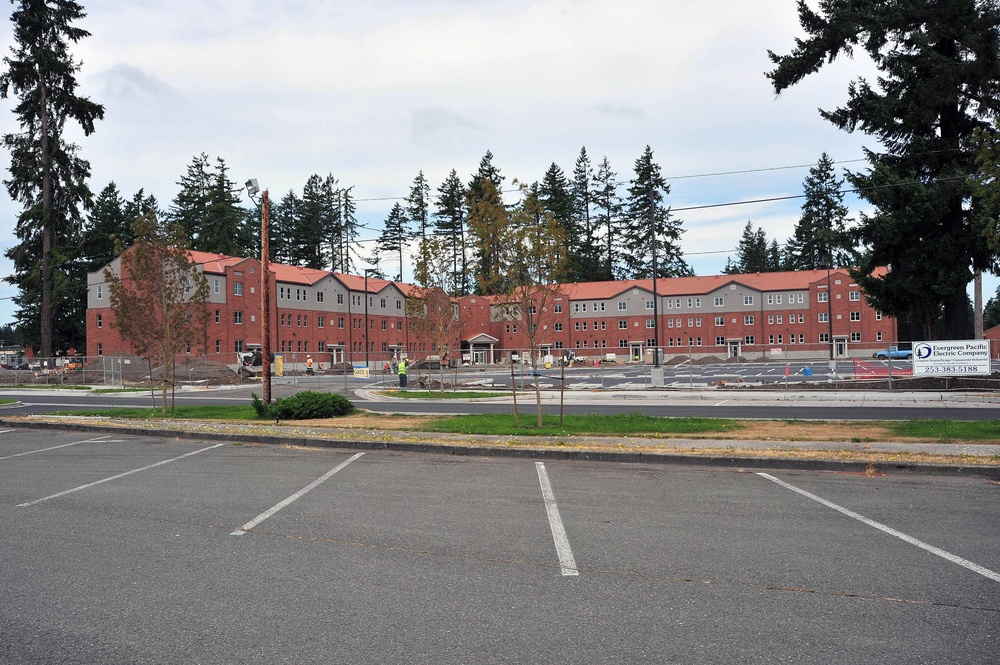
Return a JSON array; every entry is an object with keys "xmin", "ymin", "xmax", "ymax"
[{"xmin": 1, "ymin": 428, "xmax": 998, "ymax": 664}]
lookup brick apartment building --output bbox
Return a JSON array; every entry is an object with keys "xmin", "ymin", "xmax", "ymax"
[{"xmin": 87, "ymin": 250, "xmax": 898, "ymax": 368}]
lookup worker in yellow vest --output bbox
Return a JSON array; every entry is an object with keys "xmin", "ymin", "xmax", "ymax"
[{"xmin": 398, "ymin": 358, "xmax": 408, "ymax": 388}]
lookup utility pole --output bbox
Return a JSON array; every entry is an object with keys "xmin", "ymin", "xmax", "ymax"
[
  {"xmin": 649, "ymin": 189, "xmax": 660, "ymax": 367},
  {"xmin": 261, "ymin": 190, "xmax": 272, "ymax": 404}
]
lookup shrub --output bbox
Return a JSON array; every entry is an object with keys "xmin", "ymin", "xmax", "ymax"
[{"xmin": 251, "ymin": 391, "xmax": 355, "ymax": 420}]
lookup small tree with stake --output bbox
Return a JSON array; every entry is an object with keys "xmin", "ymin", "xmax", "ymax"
[
  {"xmin": 406, "ymin": 235, "xmax": 459, "ymax": 393},
  {"xmin": 104, "ymin": 213, "xmax": 210, "ymax": 414}
]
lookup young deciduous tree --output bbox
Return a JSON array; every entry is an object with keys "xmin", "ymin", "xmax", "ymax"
[
  {"xmin": 1, "ymin": 0, "xmax": 104, "ymax": 357},
  {"xmin": 488, "ymin": 184, "xmax": 568, "ymax": 428},
  {"xmin": 104, "ymin": 213, "xmax": 210, "ymax": 414},
  {"xmin": 768, "ymin": 0, "xmax": 1000, "ymax": 339},
  {"xmin": 406, "ymin": 235, "xmax": 459, "ymax": 393}
]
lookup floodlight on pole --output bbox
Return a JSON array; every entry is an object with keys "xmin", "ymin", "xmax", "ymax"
[{"xmin": 246, "ymin": 177, "xmax": 271, "ymax": 404}]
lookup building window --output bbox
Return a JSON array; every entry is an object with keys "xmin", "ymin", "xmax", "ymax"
[
  {"xmin": 744, "ymin": 335, "xmax": 755, "ymax": 345},
  {"xmin": 234, "ymin": 282, "xmax": 243, "ymax": 296},
  {"xmin": 235, "ymin": 340, "xmax": 244, "ymax": 352},
  {"xmin": 646, "ymin": 319, "xmax": 655, "ymax": 328},
  {"xmin": 338, "ymin": 317, "xmax": 345, "ymax": 329},
  {"xmin": 234, "ymin": 311, "xmax": 243, "ymax": 325},
  {"xmin": 645, "ymin": 300, "xmax": 654, "ymax": 310},
  {"xmin": 668, "ymin": 319, "xmax": 673, "ymax": 328},
  {"xmin": 554, "ymin": 304, "xmax": 563, "ymax": 313},
  {"xmin": 877, "ymin": 331, "xmax": 883, "ymax": 342},
  {"xmin": 776, "ymin": 314, "xmax": 783, "ymax": 324},
  {"xmin": 599, "ymin": 303, "xmax": 606, "ymax": 311},
  {"xmin": 381, "ymin": 320, "xmax": 387, "ymax": 331},
  {"xmin": 743, "ymin": 295, "xmax": 754, "ymax": 305},
  {"xmin": 318, "ymin": 342, "xmax": 326, "ymax": 352},
  {"xmin": 851, "ymin": 332, "xmax": 862, "ymax": 342},
  {"xmin": 619, "ymin": 339, "xmax": 628, "ymax": 348},
  {"xmin": 818, "ymin": 312, "xmax": 829, "ymax": 323},
  {"xmin": 769, "ymin": 335, "xmax": 774, "ymax": 344},
  {"xmin": 618, "ymin": 302, "xmax": 627, "ymax": 311},
  {"xmin": 818, "ymin": 292, "xmax": 829, "ymax": 302},
  {"xmin": 213, "ymin": 279, "xmax": 220, "ymax": 294},
  {"xmin": 819, "ymin": 333, "xmax": 830, "ymax": 343},
  {"xmin": 619, "ymin": 320, "xmax": 628, "ymax": 329},
  {"xmin": 875, "ymin": 311, "xmax": 883, "ymax": 320},
  {"xmin": 338, "ymin": 293, "xmax": 344, "ymax": 304},
  {"xmin": 776, "ymin": 295, "xmax": 782, "ymax": 304},
  {"xmin": 797, "ymin": 294, "xmax": 805, "ymax": 303},
  {"xmin": 798, "ymin": 314, "xmax": 805, "ymax": 324},
  {"xmin": 600, "ymin": 321, "xmax": 606, "ymax": 330},
  {"xmin": 215, "ymin": 310, "xmax": 221, "ymax": 324},
  {"xmin": 715, "ymin": 316, "xmax": 724, "ymax": 326},
  {"xmin": 667, "ymin": 299, "xmax": 673, "ymax": 309},
  {"xmin": 96, "ymin": 314, "xmax": 102, "ymax": 328},
  {"xmin": 574, "ymin": 322, "xmax": 580, "ymax": 331},
  {"xmin": 96, "ymin": 285, "xmax": 103, "ymax": 300},
  {"xmin": 777, "ymin": 334, "xmax": 783, "ymax": 344},
  {"xmin": 647, "ymin": 338, "xmax": 656, "ymax": 347},
  {"xmin": 768, "ymin": 315, "xmax": 774, "ymax": 325},
  {"xmin": 554, "ymin": 322, "xmax": 563, "ymax": 332},
  {"xmin": 849, "ymin": 291, "xmax": 860, "ymax": 301},
  {"xmin": 318, "ymin": 316, "xmax": 325, "ymax": 328},
  {"xmin": 96, "ymin": 343, "xmax": 103, "ymax": 355},
  {"xmin": 744, "ymin": 315, "xmax": 754, "ymax": 325},
  {"xmin": 317, "ymin": 292, "xmax": 324, "ymax": 303},
  {"xmin": 850, "ymin": 311, "xmax": 861, "ymax": 321},
  {"xmin": 714, "ymin": 297, "xmax": 724, "ymax": 307},
  {"xmin": 767, "ymin": 295, "xmax": 774, "ymax": 305},
  {"xmin": 716, "ymin": 336, "xmax": 725, "ymax": 346},
  {"xmin": 215, "ymin": 340, "xmax": 221, "ymax": 353},
  {"xmin": 303, "ymin": 315, "xmax": 308, "ymax": 327}
]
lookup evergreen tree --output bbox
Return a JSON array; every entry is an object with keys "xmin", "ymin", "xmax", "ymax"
[
  {"xmin": 540, "ymin": 162, "xmax": 580, "ymax": 281},
  {"xmin": 406, "ymin": 171, "xmax": 430, "ymax": 242},
  {"xmin": 1, "ymin": 0, "xmax": 104, "ymax": 356},
  {"xmin": 984, "ymin": 285, "xmax": 1000, "ymax": 330},
  {"xmin": 168, "ymin": 153, "xmax": 212, "ymax": 243},
  {"xmin": 467, "ymin": 151, "xmax": 507, "ymax": 294},
  {"xmin": 269, "ymin": 190, "xmax": 300, "ymax": 264},
  {"xmin": 82, "ymin": 183, "xmax": 129, "ymax": 274},
  {"xmin": 433, "ymin": 169, "xmax": 469, "ymax": 295},
  {"xmin": 571, "ymin": 147, "xmax": 601, "ymax": 282},
  {"xmin": 591, "ymin": 156, "xmax": 624, "ymax": 280},
  {"xmin": 335, "ymin": 185, "xmax": 360, "ymax": 274},
  {"xmin": 623, "ymin": 146, "xmax": 691, "ymax": 279},
  {"xmin": 784, "ymin": 153, "xmax": 854, "ymax": 270},
  {"xmin": 725, "ymin": 221, "xmax": 782, "ymax": 274},
  {"xmin": 123, "ymin": 189, "xmax": 160, "ymax": 227},
  {"xmin": 375, "ymin": 202, "xmax": 409, "ymax": 281},
  {"xmin": 768, "ymin": 1, "xmax": 1000, "ymax": 340},
  {"xmin": 296, "ymin": 174, "xmax": 330, "ymax": 269},
  {"xmin": 200, "ymin": 157, "xmax": 251, "ymax": 256}
]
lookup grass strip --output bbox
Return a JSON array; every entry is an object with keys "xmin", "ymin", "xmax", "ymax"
[
  {"xmin": 419, "ymin": 412, "xmax": 740, "ymax": 437},
  {"xmin": 886, "ymin": 419, "xmax": 1000, "ymax": 442},
  {"xmin": 56, "ymin": 405, "xmax": 259, "ymax": 420}
]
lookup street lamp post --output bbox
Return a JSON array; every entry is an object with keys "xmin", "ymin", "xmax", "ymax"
[
  {"xmin": 245, "ymin": 179, "xmax": 272, "ymax": 404},
  {"xmin": 364, "ymin": 268, "xmax": 377, "ymax": 370}
]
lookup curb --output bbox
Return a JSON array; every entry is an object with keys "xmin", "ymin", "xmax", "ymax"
[{"xmin": 3, "ymin": 418, "xmax": 998, "ymax": 480}]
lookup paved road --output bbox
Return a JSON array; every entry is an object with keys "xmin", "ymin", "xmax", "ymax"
[
  {"xmin": 3, "ymin": 381, "xmax": 1000, "ymax": 421},
  {"xmin": 1, "ymin": 428, "xmax": 997, "ymax": 663}
]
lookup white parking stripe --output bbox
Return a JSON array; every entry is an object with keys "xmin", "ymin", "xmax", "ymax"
[
  {"xmin": 757, "ymin": 472, "xmax": 1000, "ymax": 583},
  {"xmin": 18, "ymin": 444, "xmax": 225, "ymax": 507},
  {"xmin": 535, "ymin": 462, "xmax": 579, "ymax": 576},
  {"xmin": 0, "ymin": 435, "xmax": 113, "ymax": 461},
  {"xmin": 231, "ymin": 452, "xmax": 365, "ymax": 536}
]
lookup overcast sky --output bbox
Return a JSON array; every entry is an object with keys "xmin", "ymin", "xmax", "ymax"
[{"xmin": 0, "ymin": 0, "xmax": 994, "ymax": 328}]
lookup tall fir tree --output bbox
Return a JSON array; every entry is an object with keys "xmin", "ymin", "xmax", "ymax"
[
  {"xmin": 406, "ymin": 171, "xmax": 430, "ymax": 243},
  {"xmin": 168, "ymin": 153, "xmax": 212, "ymax": 244},
  {"xmin": 467, "ymin": 151, "xmax": 506, "ymax": 294},
  {"xmin": 433, "ymin": 169, "xmax": 469, "ymax": 295},
  {"xmin": 270, "ymin": 190, "xmax": 301, "ymax": 265},
  {"xmin": 374, "ymin": 202, "xmax": 409, "ymax": 281},
  {"xmin": 296, "ymin": 174, "xmax": 331, "ymax": 269},
  {"xmin": 334, "ymin": 185, "xmax": 360, "ymax": 274},
  {"xmin": 623, "ymin": 146, "xmax": 691, "ymax": 279},
  {"xmin": 540, "ymin": 162, "xmax": 580, "ymax": 281},
  {"xmin": 768, "ymin": 0, "xmax": 1000, "ymax": 340},
  {"xmin": 571, "ymin": 147, "xmax": 601, "ymax": 282},
  {"xmin": 591, "ymin": 156, "xmax": 624, "ymax": 280},
  {"xmin": 200, "ymin": 157, "xmax": 252, "ymax": 256},
  {"xmin": 784, "ymin": 153, "xmax": 854, "ymax": 270},
  {"xmin": 82, "ymin": 182, "xmax": 128, "ymax": 274},
  {"xmin": 725, "ymin": 221, "xmax": 782, "ymax": 274},
  {"xmin": 1, "ymin": 0, "xmax": 104, "ymax": 356}
]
